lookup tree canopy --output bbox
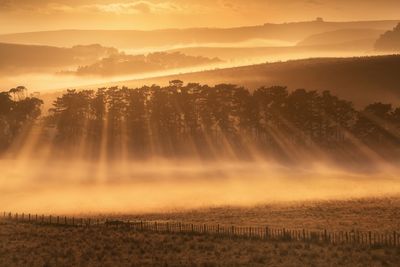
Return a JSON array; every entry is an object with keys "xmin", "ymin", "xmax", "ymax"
[
  {"xmin": 1, "ymin": 82, "xmax": 400, "ymax": 163},
  {"xmin": 42, "ymin": 83, "xmax": 400, "ymax": 161},
  {"xmin": 0, "ymin": 88, "xmax": 43, "ymax": 152}
]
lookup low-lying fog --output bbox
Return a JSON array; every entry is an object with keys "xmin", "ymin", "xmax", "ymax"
[
  {"xmin": 1, "ymin": 50, "xmax": 388, "ymax": 93},
  {"xmin": 1, "ymin": 157, "xmax": 399, "ymax": 215},
  {"xmin": 120, "ymin": 39, "xmax": 297, "ymax": 55}
]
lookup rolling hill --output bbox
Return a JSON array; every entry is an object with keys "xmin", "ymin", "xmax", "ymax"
[
  {"xmin": 0, "ymin": 20, "xmax": 398, "ymax": 50},
  {"xmin": 92, "ymin": 55, "xmax": 400, "ymax": 107},
  {"xmin": 297, "ymin": 29, "xmax": 384, "ymax": 46},
  {"xmin": 0, "ymin": 42, "xmax": 117, "ymax": 75},
  {"xmin": 166, "ymin": 40, "xmax": 379, "ymax": 62}
]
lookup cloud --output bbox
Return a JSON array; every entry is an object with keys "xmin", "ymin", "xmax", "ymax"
[
  {"xmin": 0, "ymin": 0, "xmax": 180, "ymax": 14},
  {"xmin": 307, "ymin": 0, "xmax": 322, "ymax": 5},
  {"xmin": 86, "ymin": 1, "xmax": 180, "ymax": 14},
  {"xmin": 0, "ymin": 0, "xmax": 76, "ymax": 11},
  {"xmin": 0, "ymin": 0, "xmax": 34, "ymax": 11},
  {"xmin": 217, "ymin": 0, "xmax": 240, "ymax": 12},
  {"xmin": 0, "ymin": 0, "xmax": 11, "ymax": 9}
]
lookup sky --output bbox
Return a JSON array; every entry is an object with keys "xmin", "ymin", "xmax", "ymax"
[{"xmin": 0, "ymin": 0, "xmax": 400, "ymax": 33}]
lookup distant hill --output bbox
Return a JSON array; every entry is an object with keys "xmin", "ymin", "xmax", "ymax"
[
  {"xmin": 375, "ymin": 23, "xmax": 400, "ymax": 51},
  {"xmin": 297, "ymin": 29, "xmax": 384, "ymax": 47},
  {"xmin": 0, "ymin": 42, "xmax": 117, "ymax": 75},
  {"xmin": 167, "ymin": 40, "xmax": 378, "ymax": 61},
  {"xmin": 0, "ymin": 20, "xmax": 398, "ymax": 49},
  {"xmin": 96, "ymin": 55, "xmax": 400, "ymax": 107}
]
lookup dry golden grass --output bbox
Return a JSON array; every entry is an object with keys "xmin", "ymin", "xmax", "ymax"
[
  {"xmin": 121, "ymin": 197, "xmax": 400, "ymax": 232},
  {"xmin": 1, "ymin": 221, "xmax": 400, "ymax": 267},
  {"xmin": 2, "ymin": 198, "xmax": 400, "ymax": 266}
]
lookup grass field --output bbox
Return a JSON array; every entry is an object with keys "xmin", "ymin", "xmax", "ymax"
[
  {"xmin": 2, "ymin": 197, "xmax": 400, "ymax": 266},
  {"xmin": 1, "ymin": 221, "xmax": 400, "ymax": 267},
  {"xmin": 117, "ymin": 197, "xmax": 400, "ymax": 232}
]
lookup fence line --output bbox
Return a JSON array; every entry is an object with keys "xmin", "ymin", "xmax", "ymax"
[{"xmin": 2, "ymin": 211, "xmax": 399, "ymax": 247}]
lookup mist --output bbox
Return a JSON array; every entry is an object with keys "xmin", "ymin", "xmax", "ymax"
[
  {"xmin": 1, "ymin": 156, "xmax": 400, "ymax": 215},
  {"xmin": 0, "ymin": 17, "xmax": 399, "ymax": 218},
  {"xmin": 2, "ymin": 82, "xmax": 400, "ymax": 216}
]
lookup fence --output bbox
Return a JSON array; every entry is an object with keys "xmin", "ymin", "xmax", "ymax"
[{"xmin": 2, "ymin": 211, "xmax": 399, "ymax": 248}]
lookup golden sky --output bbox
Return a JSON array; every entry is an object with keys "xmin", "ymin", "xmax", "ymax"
[{"xmin": 1, "ymin": 0, "xmax": 400, "ymax": 33}]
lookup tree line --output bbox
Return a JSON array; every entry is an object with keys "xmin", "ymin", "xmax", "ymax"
[
  {"xmin": 61, "ymin": 52, "xmax": 221, "ymax": 76},
  {"xmin": 45, "ymin": 81, "xmax": 400, "ymax": 161},
  {"xmin": 1, "ymin": 82, "xmax": 400, "ymax": 161}
]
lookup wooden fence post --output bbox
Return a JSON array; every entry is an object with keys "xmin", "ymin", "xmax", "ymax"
[
  {"xmin": 369, "ymin": 231, "xmax": 372, "ymax": 245},
  {"xmin": 264, "ymin": 226, "xmax": 269, "ymax": 240},
  {"xmin": 20, "ymin": 217, "xmax": 383, "ymax": 247}
]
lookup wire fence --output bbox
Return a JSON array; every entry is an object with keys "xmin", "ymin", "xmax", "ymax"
[{"xmin": 2, "ymin": 211, "xmax": 399, "ymax": 247}]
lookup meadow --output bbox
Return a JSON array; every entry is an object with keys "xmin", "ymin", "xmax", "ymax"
[
  {"xmin": 2, "ymin": 198, "xmax": 400, "ymax": 266},
  {"xmin": 123, "ymin": 197, "xmax": 400, "ymax": 232}
]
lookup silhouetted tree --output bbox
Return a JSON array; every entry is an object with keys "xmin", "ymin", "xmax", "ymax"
[
  {"xmin": 0, "ymin": 89, "xmax": 42, "ymax": 152},
  {"xmin": 353, "ymin": 102, "xmax": 396, "ymax": 146},
  {"xmin": 48, "ymin": 89, "xmax": 93, "ymax": 144},
  {"xmin": 9, "ymin": 86, "xmax": 27, "ymax": 101}
]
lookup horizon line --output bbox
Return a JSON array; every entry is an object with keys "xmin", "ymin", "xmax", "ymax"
[{"xmin": 1, "ymin": 18, "xmax": 399, "ymax": 36}]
